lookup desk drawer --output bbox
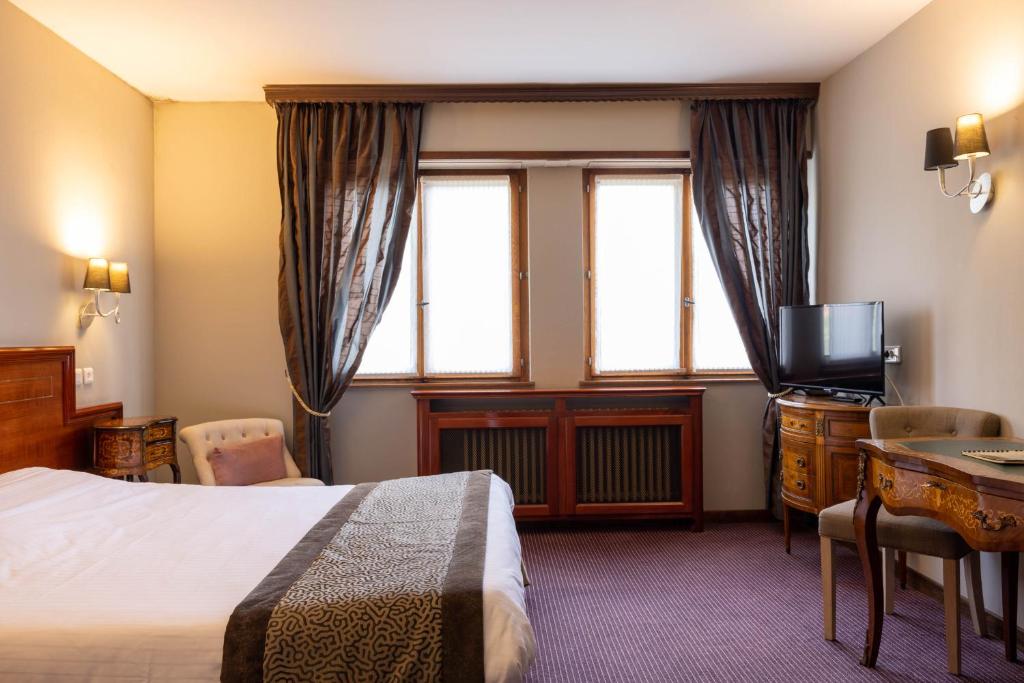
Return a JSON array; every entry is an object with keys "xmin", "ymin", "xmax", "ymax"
[{"xmin": 873, "ymin": 460, "xmax": 1024, "ymax": 552}]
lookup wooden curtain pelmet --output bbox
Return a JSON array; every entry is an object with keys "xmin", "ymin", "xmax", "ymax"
[{"xmin": 264, "ymin": 82, "xmax": 819, "ymax": 104}]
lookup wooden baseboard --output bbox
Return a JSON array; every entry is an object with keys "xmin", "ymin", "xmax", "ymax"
[
  {"xmin": 905, "ymin": 566, "xmax": 1024, "ymax": 652},
  {"xmin": 704, "ymin": 509, "xmax": 774, "ymax": 523}
]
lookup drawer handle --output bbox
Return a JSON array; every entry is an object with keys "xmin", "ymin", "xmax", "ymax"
[
  {"xmin": 922, "ymin": 481, "xmax": 947, "ymax": 491},
  {"xmin": 795, "ymin": 480, "xmax": 806, "ymax": 491},
  {"xmin": 972, "ymin": 510, "xmax": 1020, "ymax": 532},
  {"xmin": 795, "ymin": 457, "xmax": 807, "ymax": 468},
  {"xmin": 877, "ymin": 473, "xmax": 894, "ymax": 491}
]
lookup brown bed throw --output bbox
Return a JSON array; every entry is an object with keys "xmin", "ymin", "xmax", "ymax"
[{"xmin": 222, "ymin": 470, "xmax": 492, "ymax": 682}]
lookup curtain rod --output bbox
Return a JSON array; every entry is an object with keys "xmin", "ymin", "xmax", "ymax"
[{"xmin": 263, "ymin": 82, "xmax": 819, "ymax": 104}]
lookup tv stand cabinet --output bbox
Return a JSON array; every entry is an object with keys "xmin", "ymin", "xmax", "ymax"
[{"xmin": 777, "ymin": 394, "xmax": 872, "ymax": 552}]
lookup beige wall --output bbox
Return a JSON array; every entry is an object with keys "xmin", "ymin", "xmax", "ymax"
[
  {"xmin": 0, "ymin": 0, "xmax": 154, "ymax": 414},
  {"xmin": 819, "ymin": 0, "xmax": 1024, "ymax": 620},
  {"xmin": 153, "ymin": 103, "xmax": 289, "ymax": 484},
  {"xmin": 154, "ymin": 100, "xmax": 766, "ymax": 509}
]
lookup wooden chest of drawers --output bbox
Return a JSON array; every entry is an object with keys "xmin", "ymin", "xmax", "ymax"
[
  {"xmin": 777, "ymin": 395, "xmax": 871, "ymax": 552},
  {"xmin": 92, "ymin": 416, "xmax": 180, "ymax": 483}
]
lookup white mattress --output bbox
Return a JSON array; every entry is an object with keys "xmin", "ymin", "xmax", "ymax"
[{"xmin": 0, "ymin": 467, "xmax": 535, "ymax": 682}]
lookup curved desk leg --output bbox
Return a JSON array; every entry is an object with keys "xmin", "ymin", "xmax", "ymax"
[
  {"xmin": 1003, "ymin": 552, "xmax": 1019, "ymax": 662},
  {"xmin": 854, "ymin": 488, "xmax": 883, "ymax": 667}
]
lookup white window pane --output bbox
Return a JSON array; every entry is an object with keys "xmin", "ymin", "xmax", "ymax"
[
  {"xmin": 423, "ymin": 177, "xmax": 514, "ymax": 375},
  {"xmin": 691, "ymin": 204, "xmax": 752, "ymax": 371},
  {"xmin": 356, "ymin": 229, "xmax": 417, "ymax": 375},
  {"xmin": 593, "ymin": 176, "xmax": 682, "ymax": 373}
]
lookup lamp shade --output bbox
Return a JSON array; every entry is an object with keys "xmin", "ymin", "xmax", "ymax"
[
  {"xmin": 108, "ymin": 261, "xmax": 131, "ymax": 294},
  {"xmin": 82, "ymin": 258, "xmax": 111, "ymax": 290},
  {"xmin": 924, "ymin": 127, "xmax": 958, "ymax": 170},
  {"xmin": 953, "ymin": 113, "xmax": 990, "ymax": 160}
]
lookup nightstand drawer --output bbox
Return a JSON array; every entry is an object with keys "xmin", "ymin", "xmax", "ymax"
[
  {"xmin": 145, "ymin": 440, "xmax": 175, "ymax": 466},
  {"xmin": 146, "ymin": 422, "xmax": 174, "ymax": 443}
]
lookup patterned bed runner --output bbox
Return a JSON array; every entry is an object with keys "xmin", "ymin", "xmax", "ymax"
[{"xmin": 222, "ymin": 470, "xmax": 491, "ymax": 682}]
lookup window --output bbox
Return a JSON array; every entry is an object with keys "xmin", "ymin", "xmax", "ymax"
[
  {"xmin": 584, "ymin": 170, "xmax": 750, "ymax": 378},
  {"xmin": 356, "ymin": 170, "xmax": 528, "ymax": 382}
]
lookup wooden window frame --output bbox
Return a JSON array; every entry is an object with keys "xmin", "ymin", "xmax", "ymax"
[
  {"xmin": 583, "ymin": 169, "xmax": 754, "ymax": 382},
  {"xmin": 354, "ymin": 169, "xmax": 530, "ymax": 387}
]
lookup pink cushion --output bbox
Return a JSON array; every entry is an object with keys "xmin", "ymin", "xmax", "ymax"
[{"xmin": 206, "ymin": 434, "xmax": 287, "ymax": 486}]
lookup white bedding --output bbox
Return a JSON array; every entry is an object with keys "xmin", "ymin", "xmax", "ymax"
[{"xmin": 0, "ymin": 467, "xmax": 535, "ymax": 682}]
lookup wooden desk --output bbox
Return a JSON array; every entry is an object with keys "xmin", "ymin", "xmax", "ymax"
[{"xmin": 854, "ymin": 437, "xmax": 1024, "ymax": 668}]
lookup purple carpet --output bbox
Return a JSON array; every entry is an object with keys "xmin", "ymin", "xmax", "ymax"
[{"xmin": 519, "ymin": 522, "xmax": 1023, "ymax": 682}]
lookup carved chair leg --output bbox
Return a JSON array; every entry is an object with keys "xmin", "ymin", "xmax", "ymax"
[
  {"xmin": 883, "ymin": 547, "xmax": 896, "ymax": 615},
  {"xmin": 821, "ymin": 536, "xmax": 836, "ymax": 641},
  {"xmin": 964, "ymin": 551, "xmax": 986, "ymax": 637},
  {"xmin": 943, "ymin": 558, "xmax": 962, "ymax": 675}
]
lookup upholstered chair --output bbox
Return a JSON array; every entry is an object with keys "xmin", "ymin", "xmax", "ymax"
[
  {"xmin": 818, "ymin": 406, "xmax": 1000, "ymax": 675},
  {"xmin": 178, "ymin": 418, "xmax": 323, "ymax": 487}
]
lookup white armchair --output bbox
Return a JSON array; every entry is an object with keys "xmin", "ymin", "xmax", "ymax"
[{"xmin": 178, "ymin": 418, "xmax": 324, "ymax": 487}]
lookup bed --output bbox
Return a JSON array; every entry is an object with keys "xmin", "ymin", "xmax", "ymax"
[{"xmin": 0, "ymin": 347, "xmax": 535, "ymax": 682}]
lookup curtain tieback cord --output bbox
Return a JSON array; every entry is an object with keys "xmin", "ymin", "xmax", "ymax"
[{"xmin": 285, "ymin": 369, "xmax": 332, "ymax": 418}]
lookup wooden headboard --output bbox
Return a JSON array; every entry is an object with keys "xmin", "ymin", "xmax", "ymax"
[{"xmin": 0, "ymin": 347, "xmax": 122, "ymax": 475}]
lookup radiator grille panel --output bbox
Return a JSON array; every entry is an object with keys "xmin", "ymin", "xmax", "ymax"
[
  {"xmin": 576, "ymin": 425, "xmax": 682, "ymax": 503},
  {"xmin": 439, "ymin": 428, "xmax": 547, "ymax": 505}
]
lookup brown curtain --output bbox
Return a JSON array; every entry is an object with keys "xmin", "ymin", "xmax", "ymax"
[
  {"xmin": 690, "ymin": 98, "xmax": 814, "ymax": 510},
  {"xmin": 276, "ymin": 102, "xmax": 422, "ymax": 484}
]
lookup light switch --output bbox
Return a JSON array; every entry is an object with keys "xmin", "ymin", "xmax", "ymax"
[
  {"xmin": 75, "ymin": 369, "xmax": 83, "ymax": 387},
  {"xmin": 83, "ymin": 367, "xmax": 94, "ymax": 385}
]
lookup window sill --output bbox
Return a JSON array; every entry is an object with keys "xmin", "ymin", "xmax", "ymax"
[
  {"xmin": 580, "ymin": 374, "xmax": 759, "ymax": 387},
  {"xmin": 351, "ymin": 378, "xmax": 536, "ymax": 390}
]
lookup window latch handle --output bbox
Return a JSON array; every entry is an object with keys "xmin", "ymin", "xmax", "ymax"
[
  {"xmin": 417, "ymin": 301, "xmax": 430, "ymax": 307},
  {"xmin": 683, "ymin": 297, "xmax": 696, "ymax": 308}
]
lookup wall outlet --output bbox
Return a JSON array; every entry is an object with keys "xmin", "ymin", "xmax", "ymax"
[
  {"xmin": 74, "ymin": 368, "xmax": 83, "ymax": 387},
  {"xmin": 83, "ymin": 367, "xmax": 94, "ymax": 385},
  {"xmin": 883, "ymin": 346, "xmax": 902, "ymax": 364}
]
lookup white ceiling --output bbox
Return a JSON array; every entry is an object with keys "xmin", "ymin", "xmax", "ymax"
[{"xmin": 11, "ymin": 0, "xmax": 932, "ymax": 102}]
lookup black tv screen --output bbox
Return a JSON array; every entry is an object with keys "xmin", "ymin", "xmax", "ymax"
[{"xmin": 779, "ymin": 302, "xmax": 884, "ymax": 396}]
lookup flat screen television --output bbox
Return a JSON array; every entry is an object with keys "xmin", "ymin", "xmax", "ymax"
[{"xmin": 779, "ymin": 302, "xmax": 885, "ymax": 397}]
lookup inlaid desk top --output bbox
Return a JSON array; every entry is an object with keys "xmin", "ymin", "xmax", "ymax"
[{"xmin": 858, "ymin": 437, "xmax": 1024, "ymax": 500}]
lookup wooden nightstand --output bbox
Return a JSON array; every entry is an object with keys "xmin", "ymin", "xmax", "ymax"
[{"xmin": 92, "ymin": 417, "xmax": 180, "ymax": 483}]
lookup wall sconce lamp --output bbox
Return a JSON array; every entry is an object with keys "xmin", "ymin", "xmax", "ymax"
[
  {"xmin": 924, "ymin": 113, "xmax": 994, "ymax": 214},
  {"xmin": 79, "ymin": 258, "xmax": 131, "ymax": 326}
]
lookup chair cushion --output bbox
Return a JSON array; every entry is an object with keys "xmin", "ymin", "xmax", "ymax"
[
  {"xmin": 250, "ymin": 477, "xmax": 325, "ymax": 487},
  {"xmin": 818, "ymin": 499, "xmax": 971, "ymax": 559},
  {"xmin": 180, "ymin": 418, "xmax": 303, "ymax": 486},
  {"xmin": 207, "ymin": 434, "xmax": 287, "ymax": 486}
]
